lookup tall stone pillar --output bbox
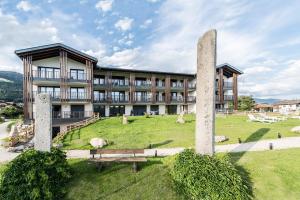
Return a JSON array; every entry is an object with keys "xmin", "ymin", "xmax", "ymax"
[
  {"xmin": 195, "ymin": 30, "xmax": 217, "ymax": 156},
  {"xmin": 34, "ymin": 93, "xmax": 52, "ymax": 152}
]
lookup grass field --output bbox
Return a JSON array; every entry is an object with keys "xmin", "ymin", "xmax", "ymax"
[
  {"xmin": 1, "ymin": 148, "xmax": 299, "ymax": 199},
  {"xmin": 62, "ymin": 114, "xmax": 300, "ymax": 150},
  {"xmin": 65, "ymin": 148, "xmax": 300, "ymax": 200}
]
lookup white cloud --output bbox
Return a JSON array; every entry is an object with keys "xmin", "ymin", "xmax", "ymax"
[
  {"xmin": 243, "ymin": 66, "xmax": 272, "ymax": 75},
  {"xmin": 140, "ymin": 19, "xmax": 152, "ymax": 29},
  {"xmin": 16, "ymin": 1, "xmax": 37, "ymax": 12},
  {"xmin": 147, "ymin": 0, "xmax": 160, "ymax": 3},
  {"xmin": 0, "ymin": 10, "xmax": 105, "ymax": 72},
  {"xmin": 100, "ymin": 48, "xmax": 140, "ymax": 68},
  {"xmin": 115, "ymin": 17, "xmax": 133, "ymax": 31},
  {"xmin": 240, "ymin": 59, "xmax": 300, "ymax": 99},
  {"xmin": 95, "ymin": 0, "xmax": 113, "ymax": 12}
]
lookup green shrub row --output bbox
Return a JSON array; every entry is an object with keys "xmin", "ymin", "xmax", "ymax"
[
  {"xmin": 171, "ymin": 149, "xmax": 251, "ymax": 200},
  {"xmin": 0, "ymin": 148, "xmax": 72, "ymax": 200}
]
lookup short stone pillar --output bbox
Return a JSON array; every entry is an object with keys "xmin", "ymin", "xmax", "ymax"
[
  {"xmin": 195, "ymin": 30, "xmax": 217, "ymax": 156},
  {"xmin": 122, "ymin": 114, "xmax": 128, "ymax": 125},
  {"xmin": 34, "ymin": 93, "xmax": 52, "ymax": 152},
  {"xmin": 176, "ymin": 112, "xmax": 185, "ymax": 124}
]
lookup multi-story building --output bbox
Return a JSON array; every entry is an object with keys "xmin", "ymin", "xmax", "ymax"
[{"xmin": 15, "ymin": 43, "xmax": 242, "ymax": 129}]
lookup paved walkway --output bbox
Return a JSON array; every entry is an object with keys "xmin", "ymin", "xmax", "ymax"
[
  {"xmin": 66, "ymin": 136, "xmax": 300, "ymax": 159},
  {"xmin": 2, "ymin": 136, "xmax": 300, "ymax": 162},
  {"xmin": 0, "ymin": 121, "xmax": 18, "ymax": 163}
]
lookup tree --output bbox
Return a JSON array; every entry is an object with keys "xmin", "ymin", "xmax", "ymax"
[
  {"xmin": 238, "ymin": 96, "xmax": 255, "ymax": 111},
  {"xmin": 0, "ymin": 105, "xmax": 23, "ymax": 118}
]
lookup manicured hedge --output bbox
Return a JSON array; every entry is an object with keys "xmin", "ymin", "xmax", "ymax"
[
  {"xmin": 0, "ymin": 148, "xmax": 72, "ymax": 200},
  {"xmin": 171, "ymin": 149, "xmax": 251, "ymax": 200}
]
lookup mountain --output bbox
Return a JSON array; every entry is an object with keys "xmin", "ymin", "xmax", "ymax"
[
  {"xmin": 254, "ymin": 98, "xmax": 281, "ymax": 104},
  {"xmin": 0, "ymin": 71, "xmax": 23, "ymax": 102}
]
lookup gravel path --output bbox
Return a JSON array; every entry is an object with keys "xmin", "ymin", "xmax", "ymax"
[{"xmin": 2, "ymin": 136, "xmax": 300, "ymax": 162}]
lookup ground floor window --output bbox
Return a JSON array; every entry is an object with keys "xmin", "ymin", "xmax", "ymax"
[
  {"xmin": 109, "ymin": 105, "xmax": 125, "ymax": 116},
  {"xmin": 94, "ymin": 105, "xmax": 105, "ymax": 117},
  {"xmin": 132, "ymin": 105, "xmax": 147, "ymax": 116},
  {"xmin": 166, "ymin": 105, "xmax": 177, "ymax": 115},
  {"xmin": 150, "ymin": 105, "xmax": 159, "ymax": 115}
]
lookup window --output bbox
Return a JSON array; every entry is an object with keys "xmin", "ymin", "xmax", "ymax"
[
  {"xmin": 94, "ymin": 91, "xmax": 105, "ymax": 101},
  {"xmin": 38, "ymin": 67, "xmax": 60, "ymax": 79},
  {"xmin": 70, "ymin": 69, "xmax": 85, "ymax": 80},
  {"xmin": 93, "ymin": 76, "xmax": 105, "ymax": 85},
  {"xmin": 70, "ymin": 88, "xmax": 85, "ymax": 99},
  {"xmin": 38, "ymin": 87, "xmax": 60, "ymax": 98}
]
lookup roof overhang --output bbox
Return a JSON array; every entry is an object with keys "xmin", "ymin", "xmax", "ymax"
[
  {"xmin": 15, "ymin": 43, "xmax": 98, "ymax": 64},
  {"xmin": 217, "ymin": 63, "xmax": 243, "ymax": 78},
  {"xmin": 95, "ymin": 66, "xmax": 196, "ymax": 77}
]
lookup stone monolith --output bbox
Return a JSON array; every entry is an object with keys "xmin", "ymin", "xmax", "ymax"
[
  {"xmin": 195, "ymin": 30, "xmax": 217, "ymax": 155},
  {"xmin": 34, "ymin": 93, "xmax": 52, "ymax": 152}
]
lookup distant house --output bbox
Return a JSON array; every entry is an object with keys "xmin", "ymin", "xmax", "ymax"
[
  {"xmin": 254, "ymin": 104, "xmax": 273, "ymax": 112},
  {"xmin": 273, "ymin": 100, "xmax": 300, "ymax": 114}
]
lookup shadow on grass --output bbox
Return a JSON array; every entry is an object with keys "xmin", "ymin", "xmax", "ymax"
[
  {"xmin": 68, "ymin": 159, "xmax": 163, "ymax": 198},
  {"xmin": 229, "ymin": 153, "xmax": 254, "ymax": 199},
  {"xmin": 151, "ymin": 140, "xmax": 173, "ymax": 148},
  {"xmin": 226, "ymin": 128, "xmax": 271, "ymax": 199},
  {"xmin": 233, "ymin": 128, "xmax": 270, "ymax": 162}
]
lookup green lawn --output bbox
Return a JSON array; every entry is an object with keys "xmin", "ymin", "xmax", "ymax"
[
  {"xmin": 65, "ymin": 148, "xmax": 300, "ymax": 200},
  {"xmin": 62, "ymin": 114, "xmax": 300, "ymax": 150},
  {"xmin": 1, "ymin": 148, "xmax": 300, "ymax": 199}
]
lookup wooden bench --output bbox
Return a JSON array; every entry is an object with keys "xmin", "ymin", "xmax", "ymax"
[{"xmin": 89, "ymin": 149, "xmax": 147, "ymax": 172}]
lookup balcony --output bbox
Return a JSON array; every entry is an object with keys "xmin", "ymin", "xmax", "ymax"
[
  {"xmin": 32, "ymin": 70, "xmax": 60, "ymax": 84},
  {"xmin": 171, "ymin": 83, "xmax": 184, "ymax": 90},
  {"xmin": 215, "ymin": 81, "xmax": 233, "ymax": 90},
  {"xmin": 156, "ymin": 95, "xmax": 165, "ymax": 103},
  {"xmin": 224, "ymin": 95, "xmax": 233, "ymax": 101},
  {"xmin": 112, "ymin": 81, "xmax": 130, "ymax": 90},
  {"xmin": 188, "ymin": 83, "xmax": 196, "ymax": 90},
  {"xmin": 32, "ymin": 91, "xmax": 60, "ymax": 102},
  {"xmin": 111, "ymin": 95, "xmax": 129, "ymax": 103},
  {"xmin": 53, "ymin": 111, "xmax": 93, "ymax": 119},
  {"xmin": 170, "ymin": 96, "xmax": 184, "ymax": 103},
  {"xmin": 156, "ymin": 82, "xmax": 165, "ymax": 90},
  {"xmin": 223, "ymin": 82, "xmax": 233, "ymax": 90},
  {"xmin": 67, "ymin": 72, "xmax": 88, "ymax": 83},
  {"xmin": 93, "ymin": 97, "xmax": 107, "ymax": 103},
  {"xmin": 135, "ymin": 81, "xmax": 151, "ymax": 90},
  {"xmin": 134, "ymin": 95, "xmax": 151, "ymax": 103},
  {"xmin": 68, "ymin": 92, "xmax": 90, "ymax": 101},
  {"xmin": 187, "ymin": 96, "xmax": 196, "ymax": 103}
]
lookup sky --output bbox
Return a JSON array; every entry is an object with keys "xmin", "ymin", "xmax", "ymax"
[{"xmin": 0, "ymin": 0, "xmax": 300, "ymax": 99}]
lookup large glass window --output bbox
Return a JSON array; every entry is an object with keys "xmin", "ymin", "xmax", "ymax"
[
  {"xmin": 38, "ymin": 87, "xmax": 60, "ymax": 98},
  {"xmin": 94, "ymin": 91, "xmax": 105, "ymax": 101},
  {"xmin": 70, "ymin": 88, "xmax": 85, "ymax": 99},
  {"xmin": 70, "ymin": 69, "xmax": 85, "ymax": 80},
  {"xmin": 38, "ymin": 67, "xmax": 60, "ymax": 79}
]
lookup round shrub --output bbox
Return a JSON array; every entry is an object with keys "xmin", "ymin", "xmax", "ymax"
[
  {"xmin": 0, "ymin": 148, "xmax": 72, "ymax": 200},
  {"xmin": 171, "ymin": 149, "xmax": 251, "ymax": 200}
]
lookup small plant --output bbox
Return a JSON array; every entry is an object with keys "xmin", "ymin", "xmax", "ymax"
[
  {"xmin": 0, "ymin": 148, "xmax": 72, "ymax": 200},
  {"xmin": 171, "ymin": 149, "xmax": 251, "ymax": 200},
  {"xmin": 144, "ymin": 112, "xmax": 150, "ymax": 118}
]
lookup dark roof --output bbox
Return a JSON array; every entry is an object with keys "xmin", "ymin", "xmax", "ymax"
[
  {"xmin": 96, "ymin": 66, "xmax": 196, "ymax": 77},
  {"xmin": 273, "ymin": 100, "xmax": 300, "ymax": 105},
  {"xmin": 217, "ymin": 63, "xmax": 243, "ymax": 77},
  {"xmin": 15, "ymin": 43, "xmax": 98, "ymax": 63}
]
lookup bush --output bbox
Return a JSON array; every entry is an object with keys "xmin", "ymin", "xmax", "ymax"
[
  {"xmin": 0, "ymin": 105, "xmax": 23, "ymax": 118},
  {"xmin": 171, "ymin": 149, "xmax": 251, "ymax": 200},
  {"xmin": 0, "ymin": 148, "xmax": 72, "ymax": 200}
]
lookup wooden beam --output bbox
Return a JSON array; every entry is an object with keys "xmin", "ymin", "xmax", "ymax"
[{"xmin": 233, "ymin": 73, "xmax": 238, "ymax": 110}]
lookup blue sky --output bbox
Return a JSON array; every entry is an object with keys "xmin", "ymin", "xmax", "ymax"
[{"xmin": 1, "ymin": 0, "xmax": 300, "ymax": 99}]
